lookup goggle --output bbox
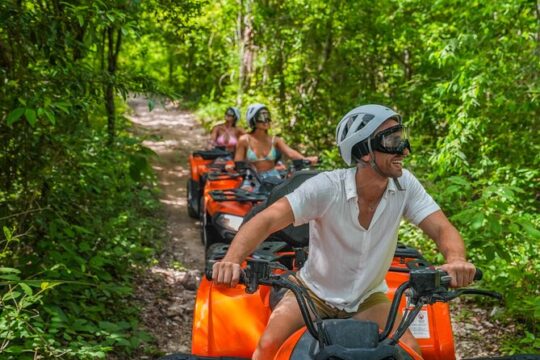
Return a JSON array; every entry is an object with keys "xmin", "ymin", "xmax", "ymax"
[
  {"xmin": 225, "ymin": 110, "xmax": 236, "ymax": 118},
  {"xmin": 371, "ymin": 125, "xmax": 411, "ymax": 155},
  {"xmin": 256, "ymin": 111, "xmax": 272, "ymax": 123}
]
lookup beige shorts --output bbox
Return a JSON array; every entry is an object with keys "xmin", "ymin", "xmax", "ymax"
[{"xmin": 284, "ymin": 275, "xmax": 390, "ymax": 319}]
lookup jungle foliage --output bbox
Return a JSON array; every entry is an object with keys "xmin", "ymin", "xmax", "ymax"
[
  {"xmin": 1, "ymin": 0, "xmax": 539, "ymax": 358},
  {"xmin": 0, "ymin": 0, "xmax": 202, "ymax": 358}
]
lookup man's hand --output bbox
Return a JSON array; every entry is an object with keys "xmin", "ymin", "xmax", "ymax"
[
  {"xmin": 438, "ymin": 260, "xmax": 476, "ymax": 288},
  {"xmin": 212, "ymin": 260, "xmax": 242, "ymax": 287}
]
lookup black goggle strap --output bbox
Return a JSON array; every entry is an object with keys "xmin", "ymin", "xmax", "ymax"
[
  {"xmin": 367, "ymin": 134, "xmax": 406, "ymax": 191},
  {"xmin": 367, "ymin": 138, "xmax": 385, "ymax": 177}
]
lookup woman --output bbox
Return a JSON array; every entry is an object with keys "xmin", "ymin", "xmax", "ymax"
[
  {"xmin": 210, "ymin": 107, "xmax": 245, "ymax": 153},
  {"xmin": 232, "ymin": 103, "xmax": 317, "ymax": 180}
]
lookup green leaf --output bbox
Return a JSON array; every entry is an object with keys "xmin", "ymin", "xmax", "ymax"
[
  {"xmin": 43, "ymin": 109, "xmax": 56, "ymax": 125},
  {"xmin": 3, "ymin": 226, "xmax": 12, "ymax": 241},
  {"xmin": 2, "ymin": 291, "xmax": 22, "ymax": 301},
  {"xmin": 0, "ymin": 274, "xmax": 20, "ymax": 281},
  {"xmin": 19, "ymin": 283, "xmax": 33, "ymax": 296},
  {"xmin": 148, "ymin": 99, "xmax": 155, "ymax": 112},
  {"xmin": 518, "ymin": 221, "xmax": 540, "ymax": 240},
  {"xmin": 0, "ymin": 267, "xmax": 20, "ymax": 274},
  {"xmin": 6, "ymin": 108, "xmax": 25, "ymax": 126},
  {"xmin": 470, "ymin": 213, "xmax": 484, "ymax": 230},
  {"xmin": 25, "ymin": 109, "xmax": 37, "ymax": 127}
]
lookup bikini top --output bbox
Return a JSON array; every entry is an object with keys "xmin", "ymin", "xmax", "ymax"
[
  {"xmin": 246, "ymin": 136, "xmax": 278, "ymax": 162},
  {"xmin": 214, "ymin": 126, "xmax": 238, "ymax": 147}
]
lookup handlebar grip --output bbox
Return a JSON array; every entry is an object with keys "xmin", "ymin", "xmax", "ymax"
[
  {"xmin": 440, "ymin": 267, "xmax": 483, "ymax": 286},
  {"xmin": 205, "ymin": 261, "xmax": 247, "ymax": 284},
  {"xmin": 205, "ymin": 261, "xmax": 214, "ymax": 280},
  {"xmin": 474, "ymin": 268, "xmax": 483, "ymax": 281}
]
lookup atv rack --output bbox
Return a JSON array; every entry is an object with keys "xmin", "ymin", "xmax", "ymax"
[{"xmin": 209, "ymin": 188, "xmax": 268, "ymax": 202}]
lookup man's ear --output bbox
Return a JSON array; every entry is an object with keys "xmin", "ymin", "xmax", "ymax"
[{"xmin": 361, "ymin": 153, "xmax": 371, "ymax": 163}]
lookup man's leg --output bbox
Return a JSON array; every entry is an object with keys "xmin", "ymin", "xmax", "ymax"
[
  {"xmin": 253, "ymin": 291, "xmax": 306, "ymax": 360},
  {"xmin": 352, "ymin": 301, "xmax": 422, "ymax": 357}
]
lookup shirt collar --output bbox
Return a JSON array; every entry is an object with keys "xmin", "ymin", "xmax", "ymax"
[{"xmin": 345, "ymin": 167, "xmax": 398, "ymax": 201}]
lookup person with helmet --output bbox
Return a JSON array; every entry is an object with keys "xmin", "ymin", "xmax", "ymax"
[
  {"xmin": 231, "ymin": 103, "xmax": 317, "ymax": 179},
  {"xmin": 210, "ymin": 106, "xmax": 245, "ymax": 153},
  {"xmin": 212, "ymin": 104, "xmax": 476, "ymax": 359}
]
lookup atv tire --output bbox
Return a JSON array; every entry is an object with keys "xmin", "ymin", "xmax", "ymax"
[{"xmin": 186, "ymin": 179, "xmax": 200, "ymax": 219}]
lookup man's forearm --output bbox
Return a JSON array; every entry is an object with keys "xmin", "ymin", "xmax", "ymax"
[
  {"xmin": 222, "ymin": 217, "xmax": 271, "ymax": 263},
  {"xmin": 436, "ymin": 224, "xmax": 467, "ymax": 262}
]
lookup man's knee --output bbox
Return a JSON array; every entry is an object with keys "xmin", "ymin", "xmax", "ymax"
[
  {"xmin": 253, "ymin": 333, "xmax": 281, "ymax": 360},
  {"xmin": 401, "ymin": 331, "xmax": 422, "ymax": 357}
]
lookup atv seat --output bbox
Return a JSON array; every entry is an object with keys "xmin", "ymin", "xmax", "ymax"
[{"xmin": 242, "ymin": 170, "xmax": 321, "ymax": 248}]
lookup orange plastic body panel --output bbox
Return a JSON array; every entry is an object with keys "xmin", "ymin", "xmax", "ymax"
[
  {"xmin": 189, "ymin": 154, "xmax": 213, "ymax": 183},
  {"xmin": 202, "ymin": 177, "xmax": 251, "ymax": 218},
  {"xmin": 192, "ymin": 259, "xmax": 456, "ymax": 359},
  {"xmin": 275, "ymin": 329, "xmax": 304, "ymax": 360},
  {"xmin": 188, "ymin": 154, "xmax": 234, "ymax": 183},
  {"xmin": 192, "ymin": 277, "xmax": 270, "ymax": 358}
]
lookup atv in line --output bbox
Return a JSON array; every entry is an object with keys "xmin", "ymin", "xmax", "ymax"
[{"xmin": 170, "ymin": 170, "xmax": 538, "ymax": 360}]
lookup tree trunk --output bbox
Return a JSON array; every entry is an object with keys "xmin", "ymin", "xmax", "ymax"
[
  {"xmin": 104, "ymin": 26, "xmax": 122, "ymax": 145},
  {"xmin": 238, "ymin": 0, "xmax": 254, "ymax": 99}
]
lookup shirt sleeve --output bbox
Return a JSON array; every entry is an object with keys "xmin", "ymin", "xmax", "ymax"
[
  {"xmin": 285, "ymin": 173, "xmax": 332, "ymax": 226},
  {"xmin": 403, "ymin": 171, "xmax": 441, "ymax": 225}
]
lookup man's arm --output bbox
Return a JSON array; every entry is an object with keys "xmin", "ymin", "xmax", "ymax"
[
  {"xmin": 213, "ymin": 197, "xmax": 295, "ymax": 287},
  {"xmin": 418, "ymin": 210, "xmax": 476, "ymax": 287}
]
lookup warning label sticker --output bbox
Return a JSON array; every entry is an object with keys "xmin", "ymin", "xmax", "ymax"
[{"xmin": 407, "ymin": 309, "xmax": 430, "ymax": 339}]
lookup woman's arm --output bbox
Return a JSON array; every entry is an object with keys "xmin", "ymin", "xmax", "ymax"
[
  {"xmin": 275, "ymin": 137, "xmax": 318, "ymax": 164},
  {"xmin": 210, "ymin": 124, "xmax": 221, "ymax": 143},
  {"xmin": 236, "ymin": 127, "xmax": 246, "ymax": 137},
  {"xmin": 234, "ymin": 135, "xmax": 249, "ymax": 162}
]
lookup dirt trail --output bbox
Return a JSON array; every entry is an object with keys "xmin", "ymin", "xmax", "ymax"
[
  {"xmin": 127, "ymin": 98, "xmax": 513, "ymax": 359},
  {"xmin": 127, "ymin": 97, "xmax": 205, "ymax": 355}
]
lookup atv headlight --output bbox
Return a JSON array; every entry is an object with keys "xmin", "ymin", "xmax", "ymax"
[{"xmin": 215, "ymin": 214, "xmax": 244, "ymax": 232}]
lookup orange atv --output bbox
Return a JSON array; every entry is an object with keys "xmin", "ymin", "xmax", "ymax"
[
  {"xmin": 186, "ymin": 147, "xmax": 233, "ymax": 219},
  {"xmin": 200, "ymin": 159, "xmax": 316, "ymax": 253},
  {"xmin": 163, "ymin": 171, "xmax": 538, "ymax": 360}
]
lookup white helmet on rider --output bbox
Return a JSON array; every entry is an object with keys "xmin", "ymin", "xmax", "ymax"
[
  {"xmin": 225, "ymin": 107, "xmax": 241, "ymax": 126},
  {"xmin": 246, "ymin": 103, "xmax": 269, "ymax": 129},
  {"xmin": 336, "ymin": 104, "xmax": 402, "ymax": 166}
]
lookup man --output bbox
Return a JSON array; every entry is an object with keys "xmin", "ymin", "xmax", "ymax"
[{"xmin": 212, "ymin": 104, "xmax": 476, "ymax": 359}]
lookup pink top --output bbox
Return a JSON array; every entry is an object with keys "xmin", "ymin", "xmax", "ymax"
[{"xmin": 215, "ymin": 127, "xmax": 238, "ymax": 147}]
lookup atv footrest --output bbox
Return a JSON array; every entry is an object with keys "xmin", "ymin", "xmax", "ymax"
[{"xmin": 209, "ymin": 188, "xmax": 268, "ymax": 202}]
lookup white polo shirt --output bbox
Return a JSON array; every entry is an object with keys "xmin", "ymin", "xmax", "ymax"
[{"xmin": 285, "ymin": 167, "xmax": 440, "ymax": 312}]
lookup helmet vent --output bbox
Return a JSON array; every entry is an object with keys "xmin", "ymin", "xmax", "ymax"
[{"xmin": 362, "ymin": 114, "xmax": 374, "ymax": 122}]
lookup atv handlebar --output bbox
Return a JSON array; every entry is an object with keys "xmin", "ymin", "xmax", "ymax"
[{"xmin": 206, "ymin": 258, "xmax": 501, "ymax": 347}]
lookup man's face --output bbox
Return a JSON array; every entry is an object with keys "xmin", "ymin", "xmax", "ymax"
[{"xmin": 362, "ymin": 119, "xmax": 410, "ymax": 177}]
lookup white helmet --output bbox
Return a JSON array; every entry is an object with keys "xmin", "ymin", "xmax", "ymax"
[
  {"xmin": 336, "ymin": 104, "xmax": 402, "ymax": 165},
  {"xmin": 246, "ymin": 103, "xmax": 268, "ymax": 129},
  {"xmin": 226, "ymin": 107, "xmax": 241, "ymax": 121},
  {"xmin": 225, "ymin": 107, "xmax": 241, "ymax": 126}
]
